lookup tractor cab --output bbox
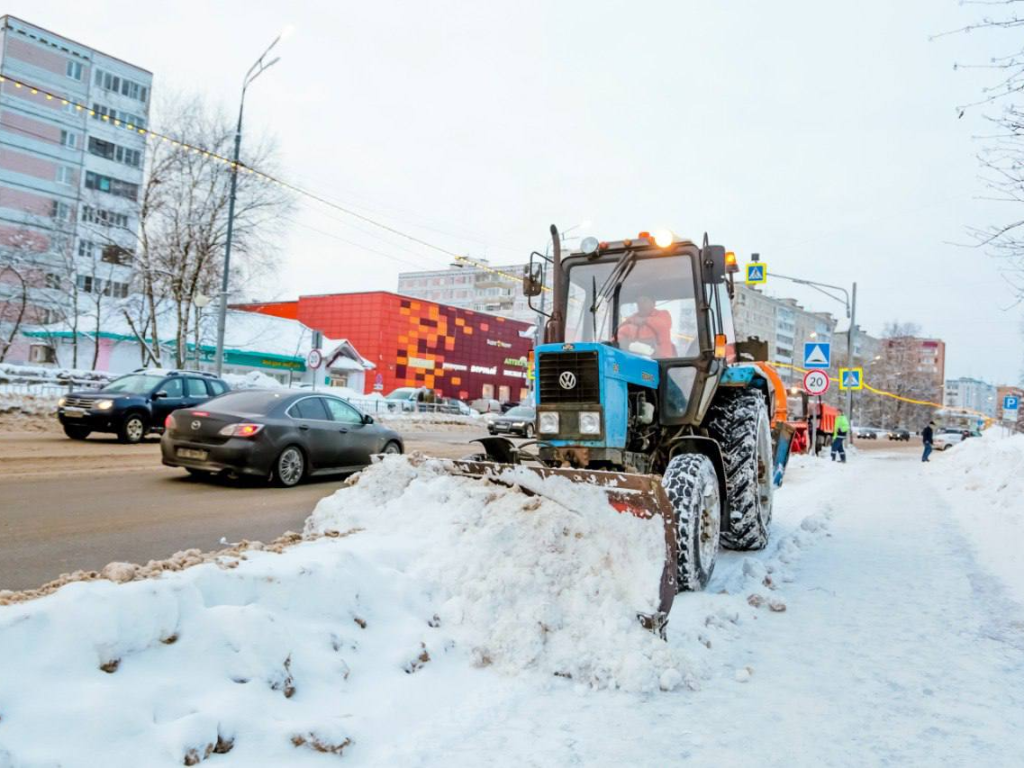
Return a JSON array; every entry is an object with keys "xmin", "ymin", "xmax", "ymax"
[{"xmin": 524, "ymin": 231, "xmax": 739, "ymax": 471}]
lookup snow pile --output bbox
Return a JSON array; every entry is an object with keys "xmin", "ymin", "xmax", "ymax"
[
  {"xmin": 306, "ymin": 455, "xmax": 691, "ymax": 691},
  {"xmin": 0, "ymin": 392, "xmax": 58, "ymax": 417},
  {"xmin": 0, "ymin": 361, "xmax": 113, "ymax": 387},
  {"xmin": 932, "ymin": 431, "xmax": 1024, "ymax": 602},
  {"xmin": 221, "ymin": 370, "xmax": 286, "ymax": 390}
]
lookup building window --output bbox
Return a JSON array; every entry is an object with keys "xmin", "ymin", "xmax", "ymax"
[
  {"xmin": 60, "ymin": 130, "xmax": 79, "ymax": 149},
  {"xmin": 44, "ymin": 273, "xmax": 61, "ymax": 289},
  {"xmin": 66, "ymin": 60, "xmax": 83, "ymax": 81},
  {"xmin": 29, "ymin": 344, "xmax": 57, "ymax": 363},
  {"xmin": 94, "ymin": 69, "xmax": 148, "ymax": 104},
  {"xmin": 77, "ymin": 275, "xmax": 93, "ymax": 293},
  {"xmin": 56, "ymin": 166, "xmax": 74, "ymax": 185},
  {"xmin": 51, "ymin": 200, "xmax": 72, "ymax": 221},
  {"xmin": 81, "ymin": 205, "xmax": 129, "ymax": 228},
  {"xmin": 85, "ymin": 171, "xmax": 138, "ymax": 201},
  {"xmin": 101, "ymin": 244, "xmax": 133, "ymax": 265},
  {"xmin": 78, "ymin": 239, "xmax": 95, "ymax": 258}
]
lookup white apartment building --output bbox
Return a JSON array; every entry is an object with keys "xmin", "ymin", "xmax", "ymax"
[
  {"xmin": 732, "ymin": 285, "xmax": 837, "ymax": 381},
  {"xmin": 0, "ymin": 16, "xmax": 151, "ymax": 346},
  {"xmin": 397, "ymin": 260, "xmax": 549, "ymax": 324},
  {"xmin": 944, "ymin": 377, "xmax": 997, "ymax": 417}
]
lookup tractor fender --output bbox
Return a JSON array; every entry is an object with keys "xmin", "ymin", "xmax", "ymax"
[
  {"xmin": 667, "ymin": 435, "xmax": 729, "ymax": 524},
  {"xmin": 719, "ymin": 362, "xmax": 786, "ymax": 425}
]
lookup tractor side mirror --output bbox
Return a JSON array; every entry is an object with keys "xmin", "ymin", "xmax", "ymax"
[
  {"xmin": 523, "ymin": 257, "xmax": 545, "ymax": 298},
  {"xmin": 702, "ymin": 245, "xmax": 727, "ymax": 283}
]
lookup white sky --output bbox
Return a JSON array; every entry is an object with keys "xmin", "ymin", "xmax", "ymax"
[{"xmin": 20, "ymin": 0, "xmax": 1024, "ymax": 384}]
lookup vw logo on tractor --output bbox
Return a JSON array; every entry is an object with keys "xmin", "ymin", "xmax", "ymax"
[{"xmin": 559, "ymin": 371, "xmax": 577, "ymax": 390}]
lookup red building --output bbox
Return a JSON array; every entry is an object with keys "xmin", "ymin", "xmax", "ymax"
[{"xmin": 237, "ymin": 292, "xmax": 534, "ymax": 402}]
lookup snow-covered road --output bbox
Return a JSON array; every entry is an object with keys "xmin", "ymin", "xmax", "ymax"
[{"xmin": 1, "ymin": 441, "xmax": 1022, "ymax": 767}]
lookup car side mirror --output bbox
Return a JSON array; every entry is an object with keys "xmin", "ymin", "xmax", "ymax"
[
  {"xmin": 522, "ymin": 258, "xmax": 544, "ymax": 298},
  {"xmin": 152, "ymin": 390, "xmax": 167, "ymax": 399},
  {"xmin": 363, "ymin": 414, "xmax": 374, "ymax": 424}
]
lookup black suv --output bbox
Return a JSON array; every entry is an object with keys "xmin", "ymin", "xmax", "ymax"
[{"xmin": 57, "ymin": 370, "xmax": 230, "ymax": 443}]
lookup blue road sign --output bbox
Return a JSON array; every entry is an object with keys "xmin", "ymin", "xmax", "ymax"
[
  {"xmin": 839, "ymin": 367, "xmax": 863, "ymax": 391},
  {"xmin": 1005, "ymin": 395, "xmax": 1020, "ymax": 411},
  {"xmin": 745, "ymin": 263, "xmax": 766, "ymax": 284},
  {"xmin": 803, "ymin": 342, "xmax": 831, "ymax": 369}
]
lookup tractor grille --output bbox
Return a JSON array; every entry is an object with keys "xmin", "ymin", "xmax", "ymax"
[{"xmin": 538, "ymin": 351, "xmax": 600, "ymax": 404}]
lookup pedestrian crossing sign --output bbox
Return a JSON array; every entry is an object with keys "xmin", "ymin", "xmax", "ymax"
[
  {"xmin": 803, "ymin": 341, "xmax": 831, "ymax": 369},
  {"xmin": 745, "ymin": 263, "xmax": 767, "ymax": 284},
  {"xmin": 839, "ymin": 367, "xmax": 863, "ymax": 391}
]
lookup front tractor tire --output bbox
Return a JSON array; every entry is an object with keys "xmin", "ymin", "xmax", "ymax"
[
  {"xmin": 705, "ymin": 388, "xmax": 774, "ymax": 551},
  {"xmin": 662, "ymin": 454, "xmax": 722, "ymax": 591}
]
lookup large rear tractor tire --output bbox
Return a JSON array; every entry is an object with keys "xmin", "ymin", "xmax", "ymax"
[
  {"xmin": 704, "ymin": 388, "xmax": 773, "ymax": 551},
  {"xmin": 662, "ymin": 454, "xmax": 722, "ymax": 591}
]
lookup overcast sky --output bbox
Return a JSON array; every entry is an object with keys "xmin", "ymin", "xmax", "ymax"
[{"xmin": 21, "ymin": 0, "xmax": 1024, "ymax": 383}]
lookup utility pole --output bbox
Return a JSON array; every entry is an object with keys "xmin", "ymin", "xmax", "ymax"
[{"xmin": 846, "ymin": 281, "xmax": 857, "ymax": 429}]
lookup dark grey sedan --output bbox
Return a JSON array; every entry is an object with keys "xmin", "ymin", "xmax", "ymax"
[{"xmin": 161, "ymin": 390, "xmax": 403, "ymax": 487}]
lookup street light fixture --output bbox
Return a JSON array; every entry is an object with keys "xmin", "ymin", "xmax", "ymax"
[{"xmin": 213, "ymin": 26, "xmax": 292, "ymax": 376}]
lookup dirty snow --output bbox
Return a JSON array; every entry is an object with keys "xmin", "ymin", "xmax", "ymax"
[{"xmin": 0, "ymin": 445, "xmax": 1022, "ymax": 766}]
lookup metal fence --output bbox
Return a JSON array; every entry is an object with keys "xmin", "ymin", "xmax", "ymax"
[{"xmin": 0, "ymin": 382, "xmax": 104, "ymax": 398}]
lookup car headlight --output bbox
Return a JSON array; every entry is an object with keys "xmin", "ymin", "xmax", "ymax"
[
  {"xmin": 579, "ymin": 411, "xmax": 601, "ymax": 435},
  {"xmin": 539, "ymin": 412, "xmax": 560, "ymax": 434},
  {"xmin": 58, "ymin": 397, "xmax": 67, "ymax": 407},
  {"xmin": 94, "ymin": 399, "xmax": 114, "ymax": 410}
]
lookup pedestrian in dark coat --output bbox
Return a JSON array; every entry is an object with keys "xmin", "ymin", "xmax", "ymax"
[{"xmin": 921, "ymin": 421, "xmax": 934, "ymax": 463}]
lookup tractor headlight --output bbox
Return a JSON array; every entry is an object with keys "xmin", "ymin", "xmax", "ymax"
[
  {"xmin": 539, "ymin": 412, "xmax": 560, "ymax": 434},
  {"xmin": 94, "ymin": 399, "xmax": 114, "ymax": 410},
  {"xmin": 579, "ymin": 411, "xmax": 601, "ymax": 435}
]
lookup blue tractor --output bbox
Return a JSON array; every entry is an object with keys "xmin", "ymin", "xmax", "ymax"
[{"xmin": 459, "ymin": 226, "xmax": 786, "ymax": 635}]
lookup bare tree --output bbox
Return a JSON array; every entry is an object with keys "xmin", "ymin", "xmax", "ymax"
[
  {"xmin": 940, "ymin": 1, "xmax": 1024, "ymax": 297},
  {"xmin": 860, "ymin": 321, "xmax": 940, "ymax": 429},
  {"xmin": 123, "ymin": 94, "xmax": 293, "ymax": 367},
  {"xmin": 0, "ymin": 228, "xmax": 49, "ymax": 363}
]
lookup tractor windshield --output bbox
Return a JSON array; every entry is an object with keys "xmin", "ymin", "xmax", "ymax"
[{"xmin": 564, "ymin": 254, "xmax": 700, "ymax": 359}]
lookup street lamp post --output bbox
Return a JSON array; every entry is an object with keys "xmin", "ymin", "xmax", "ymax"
[{"xmin": 213, "ymin": 27, "xmax": 292, "ymax": 376}]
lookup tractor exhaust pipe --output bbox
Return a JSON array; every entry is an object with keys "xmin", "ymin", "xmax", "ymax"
[{"xmin": 544, "ymin": 224, "xmax": 565, "ymax": 344}]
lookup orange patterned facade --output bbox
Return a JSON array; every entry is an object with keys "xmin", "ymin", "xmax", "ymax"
[{"xmin": 238, "ymin": 292, "xmax": 534, "ymax": 402}]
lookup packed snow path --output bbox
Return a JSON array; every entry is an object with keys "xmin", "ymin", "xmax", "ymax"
[{"xmin": 1, "ymin": 445, "xmax": 1022, "ymax": 766}]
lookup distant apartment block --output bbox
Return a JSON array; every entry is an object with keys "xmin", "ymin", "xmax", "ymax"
[
  {"xmin": 397, "ymin": 259, "xmax": 550, "ymax": 324},
  {"xmin": 732, "ymin": 284, "xmax": 837, "ymax": 381},
  {"xmin": 882, "ymin": 336, "xmax": 946, "ymax": 398},
  {"xmin": 944, "ymin": 377, "xmax": 997, "ymax": 417},
  {"xmin": 0, "ymin": 15, "xmax": 151, "ymax": 345}
]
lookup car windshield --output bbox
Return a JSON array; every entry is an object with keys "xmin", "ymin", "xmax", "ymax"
[
  {"xmin": 104, "ymin": 374, "xmax": 164, "ymax": 394},
  {"xmin": 504, "ymin": 406, "xmax": 535, "ymax": 418},
  {"xmin": 386, "ymin": 388, "xmax": 416, "ymax": 400},
  {"xmin": 564, "ymin": 253, "xmax": 699, "ymax": 359}
]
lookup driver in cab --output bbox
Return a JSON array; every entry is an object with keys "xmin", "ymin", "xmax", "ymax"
[{"xmin": 617, "ymin": 296, "xmax": 673, "ymax": 358}]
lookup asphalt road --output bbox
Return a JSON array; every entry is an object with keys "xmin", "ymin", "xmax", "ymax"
[{"xmin": 0, "ymin": 426, "xmax": 482, "ymax": 592}]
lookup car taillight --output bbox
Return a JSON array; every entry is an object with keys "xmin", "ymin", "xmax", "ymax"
[
  {"xmin": 165, "ymin": 414, "xmax": 175, "ymax": 430},
  {"xmin": 218, "ymin": 423, "xmax": 264, "ymax": 438}
]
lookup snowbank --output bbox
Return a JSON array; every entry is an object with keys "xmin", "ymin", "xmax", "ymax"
[
  {"xmin": 931, "ymin": 431, "xmax": 1024, "ymax": 602},
  {"xmin": 221, "ymin": 370, "xmax": 286, "ymax": 390},
  {"xmin": 305, "ymin": 456, "xmax": 688, "ymax": 692},
  {"xmin": 0, "ymin": 453, "xmax": 841, "ymax": 765}
]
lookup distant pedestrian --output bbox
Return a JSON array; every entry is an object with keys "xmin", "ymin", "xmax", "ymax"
[
  {"xmin": 922, "ymin": 421, "xmax": 934, "ymax": 463},
  {"xmin": 831, "ymin": 408, "xmax": 850, "ymax": 463}
]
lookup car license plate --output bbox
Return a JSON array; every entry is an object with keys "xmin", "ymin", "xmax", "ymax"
[
  {"xmin": 177, "ymin": 448, "xmax": 208, "ymax": 461},
  {"xmin": 63, "ymin": 407, "xmax": 85, "ymax": 418},
  {"xmin": 493, "ymin": 424, "xmax": 508, "ymax": 431}
]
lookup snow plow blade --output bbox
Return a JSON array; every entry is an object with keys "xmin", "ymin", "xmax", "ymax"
[{"xmin": 445, "ymin": 460, "xmax": 680, "ymax": 637}]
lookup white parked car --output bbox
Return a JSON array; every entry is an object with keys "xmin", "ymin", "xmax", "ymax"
[{"xmin": 933, "ymin": 431, "xmax": 965, "ymax": 451}]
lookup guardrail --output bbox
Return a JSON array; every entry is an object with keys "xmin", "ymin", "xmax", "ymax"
[{"xmin": 0, "ymin": 382, "xmax": 104, "ymax": 398}]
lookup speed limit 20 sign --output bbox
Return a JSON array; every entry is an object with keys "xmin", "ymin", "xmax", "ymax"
[{"xmin": 803, "ymin": 369, "xmax": 830, "ymax": 396}]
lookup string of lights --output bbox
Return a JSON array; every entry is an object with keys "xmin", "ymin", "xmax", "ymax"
[{"xmin": 3, "ymin": 71, "xmax": 542, "ymax": 291}]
